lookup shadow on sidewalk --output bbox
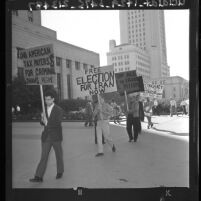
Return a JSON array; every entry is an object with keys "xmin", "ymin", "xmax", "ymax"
[{"xmin": 151, "ymin": 127, "xmax": 189, "ymax": 136}]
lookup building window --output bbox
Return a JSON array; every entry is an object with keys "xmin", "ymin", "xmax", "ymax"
[
  {"xmin": 67, "ymin": 74, "xmax": 71, "ymax": 99},
  {"xmin": 17, "ymin": 67, "xmax": 24, "ymax": 78},
  {"xmin": 66, "ymin": 59, "xmax": 72, "ymax": 68},
  {"xmin": 27, "ymin": 11, "xmax": 33, "ymax": 22},
  {"xmin": 56, "ymin": 57, "xmax": 62, "ymax": 66},
  {"xmin": 83, "ymin": 63, "xmax": 88, "ymax": 71},
  {"xmin": 75, "ymin": 61, "xmax": 80, "ymax": 70}
]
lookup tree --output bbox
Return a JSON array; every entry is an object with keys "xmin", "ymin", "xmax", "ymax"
[{"xmin": 12, "ymin": 76, "xmax": 54, "ymax": 114}]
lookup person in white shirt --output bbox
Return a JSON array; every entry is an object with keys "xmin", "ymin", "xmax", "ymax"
[
  {"xmin": 93, "ymin": 95, "xmax": 116, "ymax": 157},
  {"xmin": 180, "ymin": 99, "xmax": 187, "ymax": 115},
  {"xmin": 170, "ymin": 98, "xmax": 177, "ymax": 117}
]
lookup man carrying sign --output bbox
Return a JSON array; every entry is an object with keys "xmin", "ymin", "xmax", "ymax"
[
  {"xmin": 93, "ymin": 95, "xmax": 116, "ymax": 157},
  {"xmin": 29, "ymin": 90, "xmax": 64, "ymax": 182}
]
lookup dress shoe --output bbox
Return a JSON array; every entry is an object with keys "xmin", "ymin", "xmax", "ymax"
[
  {"xmin": 56, "ymin": 173, "xmax": 63, "ymax": 179},
  {"xmin": 151, "ymin": 123, "xmax": 153, "ymax": 128},
  {"xmin": 29, "ymin": 176, "xmax": 43, "ymax": 182},
  {"xmin": 112, "ymin": 145, "xmax": 116, "ymax": 152},
  {"xmin": 95, "ymin": 153, "xmax": 104, "ymax": 157}
]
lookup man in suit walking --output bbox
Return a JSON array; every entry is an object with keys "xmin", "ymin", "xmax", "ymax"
[
  {"xmin": 30, "ymin": 90, "xmax": 64, "ymax": 182},
  {"xmin": 126, "ymin": 93, "xmax": 144, "ymax": 142}
]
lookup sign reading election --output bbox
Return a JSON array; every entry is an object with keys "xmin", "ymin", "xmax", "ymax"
[
  {"xmin": 19, "ymin": 44, "xmax": 56, "ymax": 85},
  {"xmin": 76, "ymin": 65, "xmax": 117, "ymax": 95},
  {"xmin": 115, "ymin": 70, "xmax": 144, "ymax": 95}
]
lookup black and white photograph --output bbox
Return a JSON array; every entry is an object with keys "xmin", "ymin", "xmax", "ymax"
[{"xmin": 7, "ymin": 1, "xmax": 198, "ymax": 200}]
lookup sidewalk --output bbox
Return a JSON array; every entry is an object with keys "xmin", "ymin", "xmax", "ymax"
[
  {"xmin": 12, "ymin": 118, "xmax": 189, "ymax": 188},
  {"xmin": 112, "ymin": 114, "xmax": 189, "ymax": 138}
]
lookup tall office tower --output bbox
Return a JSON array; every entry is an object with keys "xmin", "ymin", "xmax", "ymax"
[{"xmin": 119, "ymin": 10, "xmax": 170, "ymax": 79}]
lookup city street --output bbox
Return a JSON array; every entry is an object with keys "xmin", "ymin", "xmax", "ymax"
[{"xmin": 12, "ymin": 115, "xmax": 189, "ymax": 188}]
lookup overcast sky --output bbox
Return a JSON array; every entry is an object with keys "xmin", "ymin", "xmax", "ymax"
[{"xmin": 41, "ymin": 10, "xmax": 189, "ymax": 80}]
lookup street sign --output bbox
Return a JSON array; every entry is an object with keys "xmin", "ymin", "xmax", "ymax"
[{"xmin": 19, "ymin": 44, "xmax": 56, "ymax": 85}]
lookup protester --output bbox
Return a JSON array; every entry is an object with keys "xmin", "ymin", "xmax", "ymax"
[
  {"xmin": 144, "ymin": 97, "xmax": 154, "ymax": 129},
  {"xmin": 185, "ymin": 99, "xmax": 189, "ymax": 115},
  {"xmin": 139, "ymin": 96, "xmax": 145, "ymax": 122},
  {"xmin": 170, "ymin": 97, "xmax": 177, "ymax": 117},
  {"xmin": 93, "ymin": 95, "xmax": 116, "ymax": 157},
  {"xmin": 180, "ymin": 98, "xmax": 187, "ymax": 115},
  {"xmin": 110, "ymin": 99, "xmax": 120, "ymax": 124},
  {"xmin": 84, "ymin": 100, "xmax": 93, "ymax": 127},
  {"xmin": 153, "ymin": 98, "xmax": 160, "ymax": 116},
  {"xmin": 126, "ymin": 93, "xmax": 144, "ymax": 142},
  {"xmin": 29, "ymin": 90, "xmax": 64, "ymax": 182}
]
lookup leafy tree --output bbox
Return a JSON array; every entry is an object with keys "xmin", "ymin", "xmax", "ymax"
[{"xmin": 12, "ymin": 76, "xmax": 54, "ymax": 114}]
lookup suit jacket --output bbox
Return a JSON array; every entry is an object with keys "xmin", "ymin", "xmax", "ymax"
[
  {"xmin": 127, "ymin": 100, "xmax": 144, "ymax": 121},
  {"xmin": 41, "ymin": 104, "xmax": 63, "ymax": 142}
]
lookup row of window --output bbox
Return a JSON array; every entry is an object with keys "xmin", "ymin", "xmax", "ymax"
[
  {"xmin": 114, "ymin": 67, "xmax": 130, "ymax": 73},
  {"xmin": 138, "ymin": 55, "xmax": 149, "ymax": 63},
  {"xmin": 56, "ymin": 57, "xmax": 94, "ymax": 70},
  {"xmin": 112, "ymin": 55, "xmax": 129, "ymax": 61},
  {"xmin": 113, "ymin": 60, "xmax": 130, "ymax": 67},
  {"xmin": 137, "ymin": 67, "xmax": 150, "ymax": 74},
  {"xmin": 137, "ymin": 61, "xmax": 150, "ymax": 68},
  {"xmin": 128, "ymin": 24, "xmax": 145, "ymax": 31},
  {"xmin": 129, "ymin": 30, "xmax": 146, "ymax": 36}
]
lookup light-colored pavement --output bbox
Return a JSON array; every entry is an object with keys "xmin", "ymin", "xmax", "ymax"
[{"xmin": 12, "ymin": 115, "xmax": 189, "ymax": 188}]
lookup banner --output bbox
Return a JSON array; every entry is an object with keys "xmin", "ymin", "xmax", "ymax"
[
  {"xmin": 76, "ymin": 65, "xmax": 117, "ymax": 95},
  {"xmin": 141, "ymin": 80, "xmax": 165, "ymax": 99},
  {"xmin": 115, "ymin": 70, "xmax": 144, "ymax": 96},
  {"xmin": 19, "ymin": 44, "xmax": 56, "ymax": 85}
]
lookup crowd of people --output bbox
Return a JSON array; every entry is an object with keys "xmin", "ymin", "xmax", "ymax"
[{"xmin": 29, "ymin": 89, "xmax": 189, "ymax": 183}]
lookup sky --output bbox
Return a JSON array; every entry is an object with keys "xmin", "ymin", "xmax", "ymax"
[{"xmin": 41, "ymin": 10, "xmax": 189, "ymax": 80}]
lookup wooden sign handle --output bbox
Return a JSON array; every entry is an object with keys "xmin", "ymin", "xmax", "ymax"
[
  {"xmin": 40, "ymin": 85, "xmax": 47, "ymax": 121},
  {"xmin": 124, "ymin": 90, "xmax": 129, "ymax": 112}
]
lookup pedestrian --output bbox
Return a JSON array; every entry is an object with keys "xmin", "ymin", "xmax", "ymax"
[
  {"xmin": 111, "ymin": 99, "xmax": 120, "ymax": 124},
  {"xmin": 126, "ymin": 94, "xmax": 143, "ymax": 142},
  {"xmin": 170, "ymin": 97, "xmax": 177, "ymax": 117},
  {"xmin": 93, "ymin": 95, "xmax": 116, "ymax": 157},
  {"xmin": 153, "ymin": 98, "xmax": 160, "ymax": 116},
  {"xmin": 185, "ymin": 99, "xmax": 189, "ymax": 115},
  {"xmin": 94, "ymin": 113, "xmax": 105, "ymax": 145},
  {"xmin": 180, "ymin": 98, "xmax": 187, "ymax": 115},
  {"xmin": 84, "ymin": 100, "xmax": 93, "ymax": 127},
  {"xmin": 139, "ymin": 96, "xmax": 145, "ymax": 122},
  {"xmin": 29, "ymin": 90, "xmax": 64, "ymax": 182},
  {"xmin": 144, "ymin": 97, "xmax": 154, "ymax": 129}
]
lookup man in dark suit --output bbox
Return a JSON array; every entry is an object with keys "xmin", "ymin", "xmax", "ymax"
[
  {"xmin": 126, "ymin": 93, "xmax": 144, "ymax": 142},
  {"xmin": 30, "ymin": 90, "xmax": 64, "ymax": 182}
]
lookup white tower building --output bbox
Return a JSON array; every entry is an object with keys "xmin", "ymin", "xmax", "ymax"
[{"xmin": 119, "ymin": 10, "xmax": 170, "ymax": 79}]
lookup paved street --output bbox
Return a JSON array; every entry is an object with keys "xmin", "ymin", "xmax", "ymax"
[{"xmin": 12, "ymin": 115, "xmax": 189, "ymax": 188}]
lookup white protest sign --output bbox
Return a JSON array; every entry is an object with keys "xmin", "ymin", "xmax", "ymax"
[
  {"xmin": 76, "ymin": 65, "xmax": 117, "ymax": 96},
  {"xmin": 19, "ymin": 44, "xmax": 56, "ymax": 85},
  {"xmin": 141, "ymin": 79, "xmax": 165, "ymax": 99}
]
